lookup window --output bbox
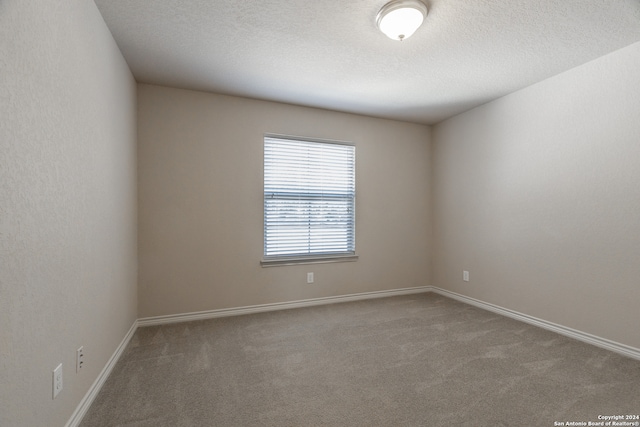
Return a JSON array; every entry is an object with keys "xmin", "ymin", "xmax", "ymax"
[{"xmin": 262, "ymin": 135, "xmax": 356, "ymax": 265}]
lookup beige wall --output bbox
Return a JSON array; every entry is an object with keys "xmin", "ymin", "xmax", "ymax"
[
  {"xmin": 0, "ymin": 1, "xmax": 137, "ymax": 426},
  {"xmin": 137, "ymin": 84, "xmax": 432, "ymax": 318},
  {"xmin": 432, "ymin": 41, "xmax": 640, "ymax": 349}
]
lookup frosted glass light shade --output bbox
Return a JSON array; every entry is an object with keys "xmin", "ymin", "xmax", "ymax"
[{"xmin": 376, "ymin": 0, "xmax": 427, "ymax": 41}]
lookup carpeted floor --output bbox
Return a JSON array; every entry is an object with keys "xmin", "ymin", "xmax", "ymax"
[{"xmin": 80, "ymin": 293, "xmax": 640, "ymax": 426}]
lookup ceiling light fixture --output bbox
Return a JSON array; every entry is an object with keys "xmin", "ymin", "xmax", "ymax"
[{"xmin": 376, "ymin": 0, "xmax": 427, "ymax": 41}]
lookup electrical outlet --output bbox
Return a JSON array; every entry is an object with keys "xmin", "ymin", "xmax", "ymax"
[
  {"xmin": 463, "ymin": 270, "xmax": 470, "ymax": 282},
  {"xmin": 307, "ymin": 272, "xmax": 314, "ymax": 284},
  {"xmin": 53, "ymin": 363, "xmax": 63, "ymax": 399},
  {"xmin": 76, "ymin": 346, "xmax": 84, "ymax": 372}
]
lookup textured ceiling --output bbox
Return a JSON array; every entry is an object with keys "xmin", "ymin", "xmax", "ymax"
[{"xmin": 94, "ymin": 0, "xmax": 640, "ymax": 124}]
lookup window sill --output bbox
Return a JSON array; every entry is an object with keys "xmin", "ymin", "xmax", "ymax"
[{"xmin": 261, "ymin": 254, "xmax": 359, "ymax": 267}]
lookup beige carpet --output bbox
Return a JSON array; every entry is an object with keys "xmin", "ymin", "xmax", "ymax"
[{"xmin": 80, "ymin": 293, "xmax": 640, "ymax": 426}]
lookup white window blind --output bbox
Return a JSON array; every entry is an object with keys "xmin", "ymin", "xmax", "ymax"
[{"xmin": 264, "ymin": 135, "xmax": 355, "ymax": 259}]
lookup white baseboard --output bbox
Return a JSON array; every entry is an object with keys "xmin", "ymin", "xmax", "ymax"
[
  {"xmin": 65, "ymin": 320, "xmax": 138, "ymax": 427},
  {"xmin": 138, "ymin": 286, "xmax": 432, "ymax": 327},
  {"xmin": 430, "ymin": 287, "xmax": 640, "ymax": 361}
]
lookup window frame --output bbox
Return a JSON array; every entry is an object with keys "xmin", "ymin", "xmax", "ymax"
[{"xmin": 261, "ymin": 134, "xmax": 358, "ymax": 267}]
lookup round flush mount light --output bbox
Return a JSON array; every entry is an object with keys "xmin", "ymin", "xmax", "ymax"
[{"xmin": 376, "ymin": 0, "xmax": 427, "ymax": 41}]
